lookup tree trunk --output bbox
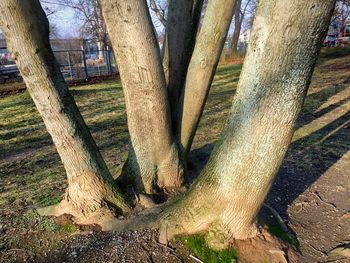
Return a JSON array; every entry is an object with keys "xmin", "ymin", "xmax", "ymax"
[
  {"xmin": 165, "ymin": 0, "xmax": 194, "ymax": 122},
  {"xmin": 176, "ymin": 0, "xmax": 237, "ymax": 156},
  {"xmin": 101, "ymin": 0, "xmax": 183, "ymax": 194},
  {"xmin": 159, "ymin": 0, "xmax": 335, "ymax": 249},
  {"xmin": 164, "ymin": 0, "xmax": 204, "ymax": 124},
  {"xmin": 97, "ymin": 40, "xmax": 105, "ymax": 60},
  {"xmin": 0, "ymin": 0, "xmax": 129, "ymax": 228},
  {"xmin": 231, "ymin": 0, "xmax": 242, "ymax": 54}
]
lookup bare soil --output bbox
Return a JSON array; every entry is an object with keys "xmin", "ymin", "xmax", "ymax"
[{"xmin": 1, "ymin": 53, "xmax": 350, "ymax": 262}]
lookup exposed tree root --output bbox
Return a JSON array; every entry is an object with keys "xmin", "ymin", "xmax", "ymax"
[
  {"xmin": 263, "ymin": 203, "xmax": 289, "ymax": 233},
  {"xmin": 36, "ymin": 195, "xmax": 300, "ymax": 263},
  {"xmin": 37, "ymin": 174, "xmax": 131, "ymax": 231},
  {"xmin": 36, "ymin": 199, "xmax": 121, "ymax": 231}
]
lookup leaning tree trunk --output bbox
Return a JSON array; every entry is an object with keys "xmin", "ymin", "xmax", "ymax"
[
  {"xmin": 159, "ymin": 0, "xmax": 335, "ymax": 249},
  {"xmin": 101, "ymin": 0, "xmax": 183, "ymax": 194},
  {"xmin": 0, "ymin": 0, "xmax": 129, "ymax": 228},
  {"xmin": 176, "ymin": 0, "xmax": 237, "ymax": 156}
]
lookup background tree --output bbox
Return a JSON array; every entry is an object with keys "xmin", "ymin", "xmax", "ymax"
[
  {"xmin": 230, "ymin": 0, "xmax": 258, "ymax": 54},
  {"xmin": 149, "ymin": 0, "xmax": 167, "ymax": 28},
  {"xmin": 42, "ymin": 0, "xmax": 108, "ymax": 59},
  {"xmin": 332, "ymin": 0, "xmax": 350, "ymax": 24}
]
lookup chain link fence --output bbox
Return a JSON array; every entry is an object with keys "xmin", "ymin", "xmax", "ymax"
[
  {"xmin": 1, "ymin": 47, "xmax": 118, "ymax": 84},
  {"xmin": 54, "ymin": 48, "xmax": 118, "ymax": 81}
]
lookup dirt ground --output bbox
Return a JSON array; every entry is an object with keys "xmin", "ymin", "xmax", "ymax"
[{"xmin": 1, "ymin": 50, "xmax": 350, "ymax": 262}]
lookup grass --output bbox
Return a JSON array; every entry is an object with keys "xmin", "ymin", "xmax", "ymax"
[
  {"xmin": 319, "ymin": 46, "xmax": 350, "ymax": 61},
  {"xmin": 267, "ymin": 224, "xmax": 300, "ymax": 250},
  {"xmin": 0, "ymin": 63, "xmax": 241, "ymax": 208},
  {"xmin": 0, "ymin": 47, "xmax": 350, "ymax": 260},
  {"xmin": 177, "ymin": 235, "xmax": 239, "ymax": 263},
  {"xmin": 15, "ymin": 212, "xmax": 60, "ymax": 232},
  {"xmin": 34, "ymin": 193, "xmax": 61, "ymax": 207}
]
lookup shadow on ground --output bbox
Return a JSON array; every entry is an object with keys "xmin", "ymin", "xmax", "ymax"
[{"xmin": 187, "ymin": 83, "xmax": 350, "ymax": 261}]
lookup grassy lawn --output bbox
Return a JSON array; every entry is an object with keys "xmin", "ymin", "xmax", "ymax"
[
  {"xmin": 0, "ymin": 48, "xmax": 350, "ymax": 262},
  {"xmin": 0, "ymin": 63, "xmax": 240, "ymax": 208}
]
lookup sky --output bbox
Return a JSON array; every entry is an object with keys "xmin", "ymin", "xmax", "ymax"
[
  {"xmin": 0, "ymin": 0, "xmax": 254, "ymax": 40},
  {"xmin": 42, "ymin": 2, "xmax": 165, "ymax": 38},
  {"xmin": 42, "ymin": 3, "xmax": 82, "ymax": 38},
  {"xmin": 0, "ymin": 2, "xmax": 165, "ymax": 39}
]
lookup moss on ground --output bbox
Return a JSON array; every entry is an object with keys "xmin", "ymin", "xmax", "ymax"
[
  {"xmin": 1, "ymin": 48, "xmax": 350, "ymax": 261},
  {"xmin": 266, "ymin": 224, "xmax": 300, "ymax": 250},
  {"xmin": 177, "ymin": 235, "xmax": 239, "ymax": 263}
]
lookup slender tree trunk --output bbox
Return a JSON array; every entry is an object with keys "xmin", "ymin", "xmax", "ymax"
[
  {"xmin": 97, "ymin": 40, "xmax": 105, "ymax": 60},
  {"xmin": 176, "ymin": 0, "xmax": 237, "ymax": 156},
  {"xmin": 165, "ymin": 0, "xmax": 194, "ymax": 122},
  {"xmin": 101, "ymin": 0, "xmax": 183, "ymax": 194},
  {"xmin": 164, "ymin": 0, "xmax": 204, "ymax": 123},
  {"xmin": 0, "ymin": 0, "xmax": 129, "ymax": 228},
  {"xmin": 159, "ymin": 0, "xmax": 335, "ymax": 249},
  {"xmin": 231, "ymin": 0, "xmax": 242, "ymax": 54}
]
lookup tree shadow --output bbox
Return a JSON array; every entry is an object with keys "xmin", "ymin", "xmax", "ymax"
[
  {"xmin": 267, "ymin": 108, "xmax": 350, "ymax": 219},
  {"xmin": 187, "ymin": 85, "xmax": 350, "ymax": 240},
  {"xmin": 70, "ymin": 86, "xmax": 119, "ymax": 96}
]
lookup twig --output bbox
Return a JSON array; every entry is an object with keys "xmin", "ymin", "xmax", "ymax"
[
  {"xmin": 189, "ymin": 254, "xmax": 204, "ymax": 263},
  {"xmin": 169, "ymin": 252, "xmax": 182, "ymax": 262},
  {"xmin": 157, "ymin": 242, "xmax": 175, "ymax": 251},
  {"xmin": 309, "ymin": 244, "xmax": 327, "ymax": 256},
  {"xmin": 8, "ymin": 248, "xmax": 25, "ymax": 252},
  {"xmin": 312, "ymin": 191, "xmax": 338, "ymax": 210},
  {"xmin": 263, "ymin": 203, "xmax": 289, "ymax": 233}
]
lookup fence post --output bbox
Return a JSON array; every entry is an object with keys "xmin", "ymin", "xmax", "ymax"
[
  {"xmin": 67, "ymin": 51, "xmax": 73, "ymax": 80},
  {"xmin": 81, "ymin": 45, "xmax": 88, "ymax": 80},
  {"xmin": 106, "ymin": 46, "xmax": 112, "ymax": 75}
]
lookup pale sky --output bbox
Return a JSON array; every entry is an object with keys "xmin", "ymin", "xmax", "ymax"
[
  {"xmin": 43, "ymin": 3, "xmax": 82, "ymax": 38},
  {"xmin": 44, "ymin": 2, "xmax": 165, "ymax": 38}
]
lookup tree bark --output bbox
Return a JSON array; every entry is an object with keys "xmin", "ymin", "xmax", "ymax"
[
  {"xmin": 164, "ymin": 0, "xmax": 204, "ymax": 123},
  {"xmin": 159, "ymin": 0, "xmax": 335, "ymax": 248},
  {"xmin": 101, "ymin": 0, "xmax": 183, "ymax": 194},
  {"xmin": 0, "ymin": 0, "xmax": 129, "ymax": 227},
  {"xmin": 176, "ymin": 0, "xmax": 237, "ymax": 157},
  {"xmin": 165, "ymin": 0, "xmax": 194, "ymax": 122},
  {"xmin": 231, "ymin": 0, "xmax": 242, "ymax": 54}
]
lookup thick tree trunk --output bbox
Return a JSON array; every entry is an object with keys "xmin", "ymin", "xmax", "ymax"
[
  {"xmin": 231, "ymin": 0, "xmax": 242, "ymax": 54},
  {"xmin": 101, "ymin": 0, "xmax": 183, "ymax": 194},
  {"xmin": 159, "ymin": 0, "xmax": 335, "ymax": 248},
  {"xmin": 0, "ymin": 0, "xmax": 129, "ymax": 227},
  {"xmin": 176, "ymin": 0, "xmax": 237, "ymax": 156}
]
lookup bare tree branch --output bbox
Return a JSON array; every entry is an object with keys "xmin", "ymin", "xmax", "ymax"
[{"xmin": 149, "ymin": 0, "xmax": 167, "ymax": 26}]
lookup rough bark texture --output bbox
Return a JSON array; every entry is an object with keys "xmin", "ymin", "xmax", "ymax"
[
  {"xmin": 176, "ymin": 0, "xmax": 237, "ymax": 156},
  {"xmin": 101, "ymin": 0, "xmax": 183, "ymax": 194},
  {"xmin": 0, "ymin": 0, "xmax": 129, "ymax": 226},
  {"xmin": 160, "ymin": 0, "xmax": 335, "ymax": 249}
]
